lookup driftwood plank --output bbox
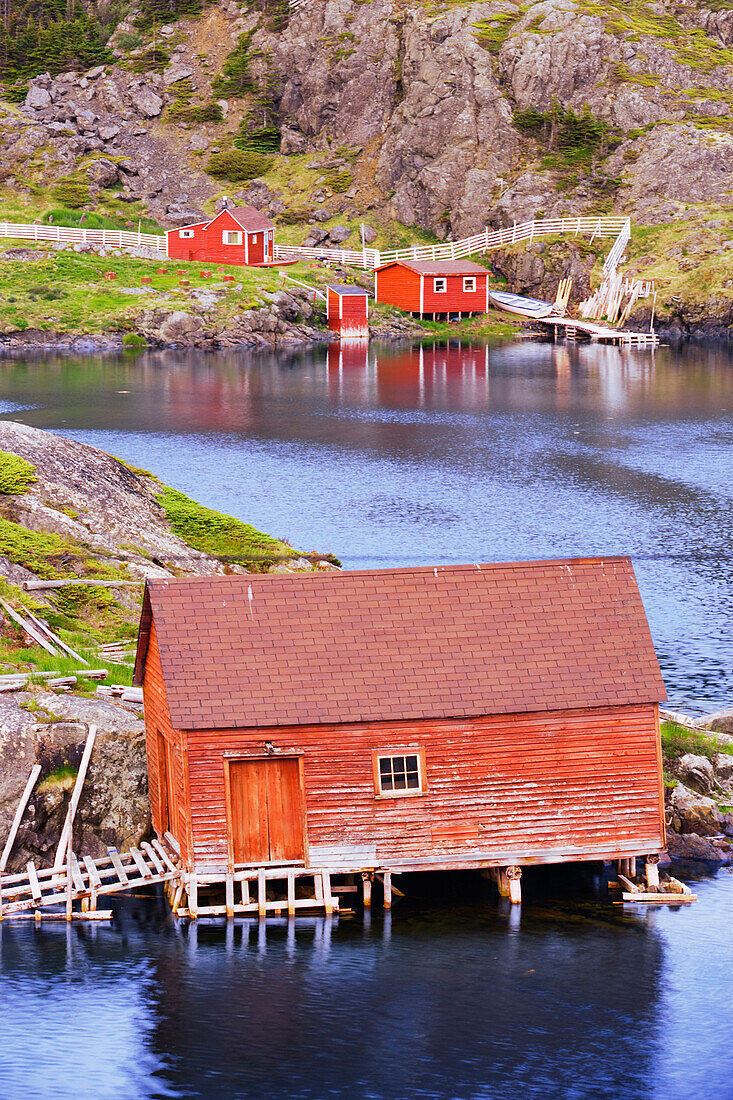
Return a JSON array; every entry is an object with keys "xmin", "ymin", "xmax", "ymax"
[
  {"xmin": 140, "ymin": 842, "xmax": 165, "ymax": 875},
  {"xmin": 0, "ymin": 597, "xmax": 59, "ymax": 655},
  {"xmin": 70, "ymin": 854, "xmax": 86, "ymax": 893},
  {"xmin": 83, "ymin": 856, "xmax": 102, "ymax": 889},
  {"xmin": 107, "ymin": 847, "xmax": 129, "ymax": 886},
  {"xmin": 129, "ymin": 847, "xmax": 153, "ymax": 879},
  {"xmin": 0, "ymin": 763, "xmax": 42, "ymax": 874},
  {"xmin": 151, "ymin": 839, "xmax": 176, "ymax": 872},
  {"xmin": 53, "ymin": 725, "xmax": 97, "ymax": 873},
  {"xmin": 26, "ymin": 862, "xmax": 42, "ymax": 901}
]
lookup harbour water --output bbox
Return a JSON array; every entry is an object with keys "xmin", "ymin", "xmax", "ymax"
[{"xmin": 0, "ymin": 337, "xmax": 732, "ymax": 1099}]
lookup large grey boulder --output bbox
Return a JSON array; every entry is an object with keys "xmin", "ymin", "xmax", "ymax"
[
  {"xmin": 713, "ymin": 753, "xmax": 733, "ymax": 785},
  {"xmin": 128, "ymin": 85, "xmax": 164, "ymax": 118},
  {"xmin": 25, "ymin": 85, "xmax": 52, "ymax": 110},
  {"xmin": 669, "ymin": 783, "xmax": 724, "ymax": 837},
  {"xmin": 700, "ymin": 707, "xmax": 733, "ymax": 735},
  {"xmin": 84, "ymin": 157, "xmax": 119, "ymax": 187},
  {"xmin": 675, "ymin": 753, "xmax": 715, "ymax": 795}
]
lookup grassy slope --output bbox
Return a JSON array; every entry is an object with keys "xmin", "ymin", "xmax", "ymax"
[{"xmin": 0, "ymin": 455, "xmax": 320, "ymax": 686}]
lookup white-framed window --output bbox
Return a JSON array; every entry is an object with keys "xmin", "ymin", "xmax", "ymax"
[
  {"xmin": 179, "ymin": 229, "xmax": 195, "ymax": 238},
  {"xmin": 373, "ymin": 748, "xmax": 426, "ymax": 798},
  {"xmin": 433, "ymin": 277, "xmax": 447, "ymax": 293},
  {"xmin": 252, "ymin": 234, "xmax": 258, "ymax": 243},
  {"xmin": 463, "ymin": 277, "xmax": 476, "ymax": 292},
  {"xmin": 223, "ymin": 230, "xmax": 243, "ymax": 245}
]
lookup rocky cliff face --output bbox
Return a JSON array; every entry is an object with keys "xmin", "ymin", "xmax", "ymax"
[{"xmin": 3, "ymin": 0, "xmax": 733, "ymax": 327}]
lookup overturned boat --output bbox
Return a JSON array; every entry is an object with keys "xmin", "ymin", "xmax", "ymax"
[{"xmin": 489, "ymin": 290, "xmax": 555, "ymax": 319}]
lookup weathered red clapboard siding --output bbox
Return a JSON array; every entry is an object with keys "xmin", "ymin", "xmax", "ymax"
[
  {"xmin": 141, "ymin": 621, "xmax": 191, "ymax": 865},
  {"xmin": 421, "ymin": 272, "xmax": 487, "ymax": 314},
  {"xmin": 327, "ymin": 288, "xmax": 369, "ymax": 336},
  {"xmin": 375, "ymin": 264, "xmax": 421, "ymax": 311},
  {"xmin": 179, "ymin": 702, "xmax": 665, "ymax": 871}
]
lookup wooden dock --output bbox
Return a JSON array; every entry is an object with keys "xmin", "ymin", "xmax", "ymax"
[
  {"xmin": 0, "ymin": 841, "xmax": 180, "ymax": 920},
  {"xmin": 539, "ymin": 316, "xmax": 659, "ymax": 345}
]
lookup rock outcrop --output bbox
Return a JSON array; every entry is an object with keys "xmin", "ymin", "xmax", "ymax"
[{"xmin": 0, "ymin": 691, "xmax": 149, "ymax": 873}]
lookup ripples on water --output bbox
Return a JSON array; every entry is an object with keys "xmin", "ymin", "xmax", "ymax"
[
  {"xmin": 2, "ymin": 869, "xmax": 733, "ymax": 1100},
  {"xmin": 0, "ymin": 338, "xmax": 730, "ymax": 711},
  {"xmin": 0, "ymin": 339, "xmax": 732, "ymax": 1099}
]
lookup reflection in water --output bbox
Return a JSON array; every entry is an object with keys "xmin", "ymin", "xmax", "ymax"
[
  {"xmin": 0, "ymin": 339, "xmax": 731, "ymax": 711},
  {"xmin": 2, "ymin": 870, "xmax": 733, "ymax": 1100}
]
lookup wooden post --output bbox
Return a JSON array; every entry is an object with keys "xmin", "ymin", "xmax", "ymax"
[
  {"xmin": 241, "ymin": 877, "xmax": 251, "ymax": 907},
  {"xmin": 65, "ymin": 834, "xmax": 73, "ymax": 921},
  {"xmin": 0, "ymin": 762, "xmax": 42, "ymax": 916},
  {"xmin": 361, "ymin": 872, "xmax": 372, "ymax": 909},
  {"xmin": 287, "ymin": 870, "xmax": 295, "ymax": 916},
  {"xmin": 225, "ymin": 873, "xmax": 234, "ymax": 918},
  {"xmin": 322, "ymin": 871, "xmax": 334, "ymax": 915},
  {"xmin": 496, "ymin": 867, "xmax": 510, "ymax": 897},
  {"xmin": 188, "ymin": 874, "xmax": 198, "ymax": 919},
  {"xmin": 382, "ymin": 871, "xmax": 392, "ymax": 910},
  {"xmin": 53, "ymin": 725, "xmax": 97, "ymax": 874},
  {"xmin": 507, "ymin": 866, "xmax": 522, "ymax": 905},
  {"xmin": 645, "ymin": 855, "xmax": 660, "ymax": 891},
  {"xmin": 257, "ymin": 867, "xmax": 267, "ymax": 918}
]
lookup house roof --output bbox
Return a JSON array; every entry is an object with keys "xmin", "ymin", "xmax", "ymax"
[
  {"xmin": 219, "ymin": 206, "xmax": 275, "ymax": 232},
  {"xmin": 134, "ymin": 557, "xmax": 666, "ymax": 731},
  {"xmin": 328, "ymin": 283, "xmax": 369, "ymax": 296},
  {"xmin": 375, "ymin": 259, "xmax": 489, "ymax": 275}
]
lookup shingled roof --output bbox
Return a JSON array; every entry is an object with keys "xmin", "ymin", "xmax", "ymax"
[{"xmin": 134, "ymin": 558, "xmax": 666, "ymax": 730}]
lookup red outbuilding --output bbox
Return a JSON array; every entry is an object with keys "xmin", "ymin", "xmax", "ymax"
[
  {"xmin": 326, "ymin": 283, "xmax": 369, "ymax": 339},
  {"xmin": 134, "ymin": 557, "xmax": 667, "ymax": 917},
  {"xmin": 166, "ymin": 206, "xmax": 275, "ymax": 266},
  {"xmin": 374, "ymin": 259, "xmax": 490, "ymax": 318}
]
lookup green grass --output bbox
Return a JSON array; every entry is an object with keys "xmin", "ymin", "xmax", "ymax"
[
  {"xmin": 157, "ymin": 487, "xmax": 295, "ymax": 568},
  {"xmin": 660, "ymin": 720, "xmax": 727, "ymax": 763},
  {"xmin": 0, "ymin": 451, "xmax": 37, "ymax": 494},
  {"xmin": 472, "ymin": 7, "xmax": 530, "ymax": 54}
]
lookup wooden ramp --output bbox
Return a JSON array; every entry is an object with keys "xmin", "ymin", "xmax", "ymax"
[
  {"xmin": 0, "ymin": 841, "xmax": 180, "ymax": 920},
  {"xmin": 538, "ymin": 316, "xmax": 659, "ymax": 345}
]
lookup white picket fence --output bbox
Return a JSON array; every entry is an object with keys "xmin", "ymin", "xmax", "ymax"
[
  {"xmin": 0, "ymin": 215, "xmax": 632, "ymax": 274},
  {"xmin": 273, "ymin": 216, "xmax": 631, "ymax": 270},
  {"xmin": 0, "ymin": 221, "xmax": 167, "ymax": 253}
]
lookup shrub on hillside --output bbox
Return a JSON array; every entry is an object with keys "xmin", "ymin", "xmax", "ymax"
[
  {"xmin": 206, "ymin": 148, "xmax": 273, "ymax": 181},
  {"xmin": 51, "ymin": 180, "xmax": 90, "ymax": 208}
]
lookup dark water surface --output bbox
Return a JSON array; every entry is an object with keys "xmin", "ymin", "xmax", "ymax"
[
  {"xmin": 1, "ymin": 340, "xmax": 733, "ymax": 1099},
  {"xmin": 2, "ymin": 868, "xmax": 733, "ymax": 1100},
  {"xmin": 0, "ymin": 339, "xmax": 731, "ymax": 711}
]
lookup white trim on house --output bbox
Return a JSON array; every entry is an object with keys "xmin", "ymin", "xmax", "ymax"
[
  {"xmin": 419, "ymin": 274, "xmax": 424, "ymax": 316},
  {"xmin": 433, "ymin": 277, "xmax": 447, "ymax": 293},
  {"xmin": 222, "ymin": 230, "xmax": 243, "ymax": 245}
]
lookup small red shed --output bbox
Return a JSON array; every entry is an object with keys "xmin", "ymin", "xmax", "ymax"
[
  {"xmin": 166, "ymin": 206, "xmax": 275, "ymax": 266},
  {"xmin": 374, "ymin": 259, "xmax": 490, "ymax": 318},
  {"xmin": 326, "ymin": 283, "xmax": 369, "ymax": 339},
  {"xmin": 134, "ymin": 557, "xmax": 667, "ymax": 914}
]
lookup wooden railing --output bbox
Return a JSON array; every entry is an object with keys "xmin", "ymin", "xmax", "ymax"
[
  {"xmin": 0, "ymin": 221, "xmax": 167, "ymax": 252},
  {"xmin": 274, "ymin": 216, "xmax": 631, "ymax": 269}
]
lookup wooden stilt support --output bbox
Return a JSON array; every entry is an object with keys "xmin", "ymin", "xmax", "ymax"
[
  {"xmin": 382, "ymin": 871, "xmax": 392, "ymax": 910},
  {"xmin": 322, "ymin": 871, "xmax": 334, "ymax": 915},
  {"xmin": 188, "ymin": 874, "xmax": 198, "ymax": 920},
  {"xmin": 225, "ymin": 873, "xmax": 234, "ymax": 918},
  {"xmin": 361, "ymin": 872, "xmax": 372, "ymax": 908},
  {"xmin": 496, "ymin": 867, "xmax": 510, "ymax": 897},
  {"xmin": 241, "ymin": 877, "xmax": 250, "ymax": 907},
  {"xmin": 257, "ymin": 867, "xmax": 267, "ymax": 918},
  {"xmin": 287, "ymin": 870, "xmax": 296, "ymax": 916},
  {"xmin": 65, "ymin": 835, "xmax": 73, "ymax": 922},
  {"xmin": 507, "ymin": 866, "xmax": 522, "ymax": 905},
  {"xmin": 645, "ymin": 854, "xmax": 660, "ymax": 891}
]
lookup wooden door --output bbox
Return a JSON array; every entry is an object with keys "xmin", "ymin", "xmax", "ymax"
[
  {"xmin": 228, "ymin": 758, "xmax": 305, "ymax": 865},
  {"xmin": 158, "ymin": 732, "xmax": 178, "ymax": 839}
]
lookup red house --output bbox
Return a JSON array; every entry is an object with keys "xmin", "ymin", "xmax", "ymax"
[
  {"xmin": 374, "ymin": 259, "xmax": 490, "ymax": 318},
  {"xmin": 134, "ymin": 557, "xmax": 667, "ymax": 917},
  {"xmin": 166, "ymin": 206, "xmax": 275, "ymax": 265},
  {"xmin": 326, "ymin": 283, "xmax": 369, "ymax": 339}
]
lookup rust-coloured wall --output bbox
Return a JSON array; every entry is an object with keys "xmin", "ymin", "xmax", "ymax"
[
  {"xmin": 327, "ymin": 289, "xmax": 369, "ymax": 336},
  {"xmin": 422, "ymin": 272, "xmax": 487, "ymax": 314},
  {"xmin": 375, "ymin": 265, "xmax": 421, "ymax": 311},
  {"xmin": 141, "ymin": 621, "xmax": 191, "ymax": 864},
  {"xmin": 176, "ymin": 702, "xmax": 665, "ymax": 872}
]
